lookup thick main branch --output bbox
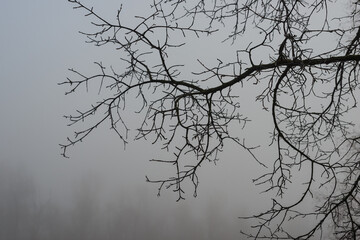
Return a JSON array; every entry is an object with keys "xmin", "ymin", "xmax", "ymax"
[{"xmin": 205, "ymin": 54, "xmax": 360, "ymax": 94}]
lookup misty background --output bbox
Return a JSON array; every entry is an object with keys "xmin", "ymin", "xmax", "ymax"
[{"xmin": 0, "ymin": 0, "xmax": 344, "ymax": 239}]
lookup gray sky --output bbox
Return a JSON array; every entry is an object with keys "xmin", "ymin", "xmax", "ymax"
[
  {"xmin": 0, "ymin": 1, "xmax": 267, "ymax": 239},
  {"xmin": 0, "ymin": 0, "xmax": 347, "ymax": 239}
]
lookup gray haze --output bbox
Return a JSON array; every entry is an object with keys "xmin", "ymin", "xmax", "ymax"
[{"xmin": 0, "ymin": 0, "xmax": 345, "ymax": 239}]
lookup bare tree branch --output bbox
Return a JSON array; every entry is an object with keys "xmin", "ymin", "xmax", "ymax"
[{"xmin": 62, "ymin": 0, "xmax": 360, "ymax": 238}]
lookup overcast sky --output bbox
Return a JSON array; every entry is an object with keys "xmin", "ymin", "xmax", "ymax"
[{"xmin": 0, "ymin": 0, "xmax": 347, "ymax": 239}]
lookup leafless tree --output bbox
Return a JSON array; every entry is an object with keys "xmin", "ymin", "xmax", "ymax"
[
  {"xmin": 325, "ymin": 135, "xmax": 360, "ymax": 240},
  {"xmin": 61, "ymin": 0, "xmax": 360, "ymax": 239}
]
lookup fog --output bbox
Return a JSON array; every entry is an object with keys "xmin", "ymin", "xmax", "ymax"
[
  {"xmin": 0, "ymin": 0, "xmax": 343, "ymax": 239},
  {"xmin": 0, "ymin": 158, "xmax": 253, "ymax": 239}
]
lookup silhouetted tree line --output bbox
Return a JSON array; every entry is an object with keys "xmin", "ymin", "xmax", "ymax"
[{"xmin": 0, "ymin": 162, "xmax": 238, "ymax": 240}]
